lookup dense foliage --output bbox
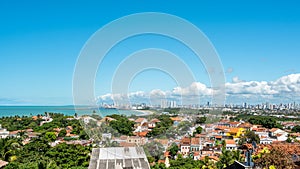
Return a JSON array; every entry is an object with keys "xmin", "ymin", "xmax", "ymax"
[
  {"xmin": 253, "ymin": 147, "xmax": 295, "ymax": 169},
  {"xmin": 292, "ymin": 125, "xmax": 300, "ymax": 132},
  {"xmin": 107, "ymin": 114, "xmax": 135, "ymax": 136},
  {"xmin": 163, "ymin": 108, "xmax": 180, "ymax": 114},
  {"xmin": 147, "ymin": 115, "xmax": 173, "ymax": 137},
  {"xmin": 247, "ymin": 116, "xmax": 283, "ymax": 129},
  {"xmin": 238, "ymin": 131, "xmax": 260, "ymax": 145},
  {"xmin": 0, "ymin": 137, "xmax": 91, "ymax": 169},
  {"xmin": 0, "ymin": 113, "xmax": 91, "ymax": 168}
]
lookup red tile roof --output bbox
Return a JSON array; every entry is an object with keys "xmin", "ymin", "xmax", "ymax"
[
  {"xmin": 135, "ymin": 118, "xmax": 146, "ymax": 123},
  {"xmin": 150, "ymin": 118, "xmax": 161, "ymax": 123},
  {"xmin": 181, "ymin": 137, "xmax": 191, "ymax": 145},
  {"xmin": 135, "ymin": 131, "xmax": 148, "ymax": 137},
  {"xmin": 191, "ymin": 138, "xmax": 200, "ymax": 145},
  {"xmin": 225, "ymin": 139, "xmax": 236, "ymax": 145}
]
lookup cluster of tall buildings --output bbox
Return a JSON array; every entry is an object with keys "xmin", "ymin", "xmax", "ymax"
[
  {"xmin": 160, "ymin": 100, "xmax": 177, "ymax": 108},
  {"xmin": 225, "ymin": 102, "xmax": 300, "ymax": 110}
]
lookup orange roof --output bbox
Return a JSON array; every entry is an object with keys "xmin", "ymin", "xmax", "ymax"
[
  {"xmin": 32, "ymin": 116, "xmax": 38, "ymax": 120},
  {"xmin": 200, "ymin": 156, "xmax": 219, "ymax": 161},
  {"xmin": 258, "ymin": 143, "xmax": 300, "ymax": 156},
  {"xmin": 238, "ymin": 123, "xmax": 253, "ymax": 128},
  {"xmin": 9, "ymin": 131, "xmax": 19, "ymax": 135},
  {"xmin": 257, "ymin": 128, "xmax": 267, "ymax": 132},
  {"xmin": 225, "ymin": 139, "xmax": 236, "ymax": 145},
  {"xmin": 191, "ymin": 138, "xmax": 200, "ymax": 145},
  {"xmin": 150, "ymin": 118, "xmax": 161, "ymax": 123},
  {"xmin": 215, "ymin": 126, "xmax": 229, "ymax": 130},
  {"xmin": 135, "ymin": 118, "xmax": 146, "ymax": 123},
  {"xmin": 215, "ymin": 135, "xmax": 222, "ymax": 139},
  {"xmin": 195, "ymin": 134, "xmax": 206, "ymax": 138},
  {"xmin": 181, "ymin": 137, "xmax": 191, "ymax": 145},
  {"xmin": 66, "ymin": 126, "xmax": 73, "ymax": 130},
  {"xmin": 135, "ymin": 131, "xmax": 148, "ymax": 137},
  {"xmin": 164, "ymin": 151, "xmax": 170, "ymax": 157},
  {"xmin": 229, "ymin": 128, "xmax": 239, "ymax": 133},
  {"xmin": 209, "ymin": 156, "xmax": 219, "ymax": 161},
  {"xmin": 194, "ymin": 151, "xmax": 200, "ymax": 156},
  {"xmin": 170, "ymin": 117, "xmax": 182, "ymax": 121},
  {"xmin": 229, "ymin": 122, "xmax": 240, "ymax": 125},
  {"xmin": 158, "ymin": 160, "xmax": 165, "ymax": 164},
  {"xmin": 141, "ymin": 122, "xmax": 148, "ymax": 127}
]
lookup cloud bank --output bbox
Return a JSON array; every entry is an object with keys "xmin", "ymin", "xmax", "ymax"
[{"xmin": 97, "ymin": 73, "xmax": 300, "ymax": 105}]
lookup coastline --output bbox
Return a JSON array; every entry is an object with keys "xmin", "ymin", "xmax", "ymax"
[{"xmin": 134, "ymin": 110, "xmax": 155, "ymax": 116}]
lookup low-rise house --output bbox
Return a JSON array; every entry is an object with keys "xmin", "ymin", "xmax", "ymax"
[
  {"xmin": 9, "ymin": 130, "xmax": 19, "ymax": 138},
  {"xmin": 134, "ymin": 118, "xmax": 147, "ymax": 128},
  {"xmin": 226, "ymin": 128, "xmax": 245, "ymax": 138},
  {"xmin": 215, "ymin": 135, "xmax": 222, "ymax": 141},
  {"xmin": 204, "ymin": 124, "xmax": 215, "ymax": 133},
  {"xmin": 225, "ymin": 139, "xmax": 237, "ymax": 150},
  {"xmin": 155, "ymin": 139, "xmax": 169, "ymax": 151},
  {"xmin": 111, "ymin": 135, "xmax": 127, "ymax": 145},
  {"xmin": 81, "ymin": 116, "xmax": 97, "ymax": 125},
  {"xmin": 201, "ymin": 147, "xmax": 214, "ymax": 157},
  {"xmin": 141, "ymin": 122, "xmax": 148, "ymax": 131},
  {"xmin": 170, "ymin": 117, "xmax": 182, "ymax": 126},
  {"xmin": 290, "ymin": 133, "xmax": 300, "ymax": 141},
  {"xmin": 0, "ymin": 125, "xmax": 9, "ymax": 139},
  {"xmin": 254, "ymin": 128, "xmax": 269, "ymax": 138},
  {"xmin": 229, "ymin": 122, "xmax": 241, "ymax": 128},
  {"xmin": 27, "ymin": 132, "xmax": 40, "ymax": 139},
  {"xmin": 134, "ymin": 131, "xmax": 148, "ymax": 137},
  {"xmin": 238, "ymin": 122, "xmax": 253, "ymax": 130},
  {"xmin": 269, "ymin": 128, "xmax": 288, "ymax": 137},
  {"xmin": 148, "ymin": 118, "xmax": 160, "ymax": 129},
  {"xmin": 276, "ymin": 133, "xmax": 288, "ymax": 141},
  {"xmin": 126, "ymin": 136, "xmax": 147, "ymax": 146},
  {"xmin": 200, "ymin": 156, "xmax": 219, "ymax": 163},
  {"xmin": 180, "ymin": 137, "xmax": 191, "ymax": 156},
  {"xmin": 260, "ymin": 137, "xmax": 275, "ymax": 144},
  {"xmin": 282, "ymin": 122, "xmax": 296, "ymax": 129},
  {"xmin": 203, "ymin": 140, "xmax": 215, "ymax": 147},
  {"xmin": 193, "ymin": 151, "xmax": 201, "ymax": 160},
  {"xmin": 190, "ymin": 137, "xmax": 201, "ymax": 152}
]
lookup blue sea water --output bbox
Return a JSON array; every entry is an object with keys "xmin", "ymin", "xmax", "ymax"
[{"xmin": 0, "ymin": 106, "xmax": 143, "ymax": 117}]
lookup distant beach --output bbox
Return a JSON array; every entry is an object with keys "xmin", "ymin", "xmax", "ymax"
[
  {"xmin": 0, "ymin": 106, "xmax": 144, "ymax": 118},
  {"xmin": 135, "ymin": 110, "xmax": 155, "ymax": 116}
]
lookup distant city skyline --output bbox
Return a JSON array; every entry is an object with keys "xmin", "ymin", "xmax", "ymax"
[{"xmin": 0, "ymin": 1, "xmax": 300, "ymax": 105}]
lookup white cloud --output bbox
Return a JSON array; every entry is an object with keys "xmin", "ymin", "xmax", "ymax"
[{"xmin": 97, "ymin": 73, "xmax": 300, "ymax": 104}]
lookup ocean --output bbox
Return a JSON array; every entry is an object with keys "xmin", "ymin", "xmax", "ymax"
[{"xmin": 0, "ymin": 106, "xmax": 143, "ymax": 118}]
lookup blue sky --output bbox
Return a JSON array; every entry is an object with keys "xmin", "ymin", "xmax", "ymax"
[{"xmin": 0, "ymin": 1, "xmax": 300, "ymax": 105}]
